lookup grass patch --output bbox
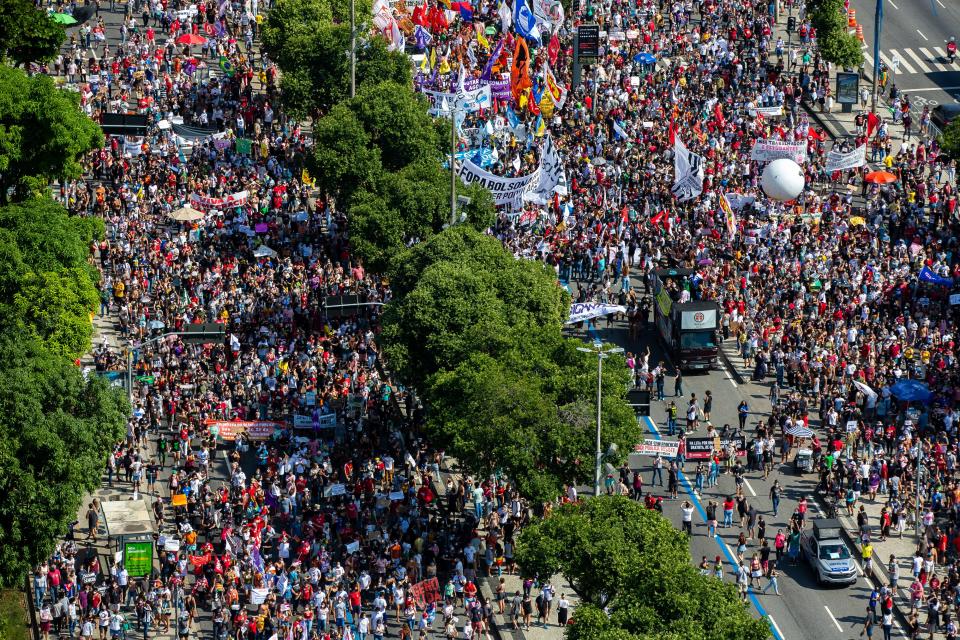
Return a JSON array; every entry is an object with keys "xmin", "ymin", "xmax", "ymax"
[{"xmin": 0, "ymin": 589, "xmax": 31, "ymax": 640}]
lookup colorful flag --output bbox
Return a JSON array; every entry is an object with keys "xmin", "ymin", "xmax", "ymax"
[
  {"xmin": 719, "ymin": 192, "xmax": 737, "ymax": 237},
  {"xmin": 218, "ymin": 56, "xmax": 234, "ymax": 77},
  {"xmin": 510, "ymin": 36, "xmax": 532, "ymax": 104},
  {"xmin": 414, "ymin": 24, "xmax": 433, "ymax": 50},
  {"xmin": 513, "ymin": 0, "xmax": 539, "ymax": 41},
  {"xmin": 451, "ymin": 1, "xmax": 473, "ymax": 21},
  {"xmin": 481, "ymin": 39, "xmax": 504, "ymax": 80},
  {"xmin": 547, "ymin": 33, "xmax": 560, "ymax": 66},
  {"xmin": 476, "ymin": 25, "xmax": 490, "ymax": 49}
]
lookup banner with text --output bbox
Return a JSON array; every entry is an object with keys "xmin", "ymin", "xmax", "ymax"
[
  {"xmin": 565, "ymin": 302, "xmax": 627, "ymax": 324},
  {"xmin": 190, "ymin": 190, "xmax": 249, "ymax": 211},
  {"xmin": 685, "ymin": 435, "xmax": 747, "ymax": 460},
  {"xmin": 457, "ymin": 158, "xmax": 541, "ymax": 209},
  {"xmin": 824, "ymin": 145, "xmax": 867, "ymax": 172},
  {"xmin": 750, "ymin": 140, "xmax": 807, "ymax": 164},
  {"xmin": 206, "ymin": 420, "xmax": 282, "ymax": 441},
  {"xmin": 634, "ymin": 440, "xmax": 680, "ymax": 457},
  {"xmin": 672, "ymin": 136, "xmax": 704, "ymax": 202}
]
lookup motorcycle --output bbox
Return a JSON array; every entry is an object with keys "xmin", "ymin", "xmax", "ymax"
[{"xmin": 947, "ymin": 38, "xmax": 957, "ymax": 63}]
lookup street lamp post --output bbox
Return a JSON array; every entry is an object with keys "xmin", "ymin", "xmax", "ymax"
[
  {"xmin": 577, "ymin": 341, "xmax": 624, "ymax": 496},
  {"xmin": 350, "ymin": 0, "xmax": 356, "ymax": 99},
  {"xmin": 871, "ymin": 0, "xmax": 884, "ymax": 111}
]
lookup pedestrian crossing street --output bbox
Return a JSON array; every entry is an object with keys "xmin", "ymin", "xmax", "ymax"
[{"xmin": 863, "ymin": 46, "xmax": 960, "ymax": 75}]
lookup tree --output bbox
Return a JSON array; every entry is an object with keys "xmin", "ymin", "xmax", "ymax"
[
  {"xmin": 309, "ymin": 104, "xmax": 383, "ymax": 206},
  {"xmin": 263, "ymin": 22, "xmax": 409, "ymax": 117},
  {"xmin": 941, "ymin": 118, "xmax": 960, "ymax": 159},
  {"xmin": 816, "ymin": 30, "xmax": 864, "ymax": 68},
  {"xmin": 347, "ymin": 164, "xmax": 496, "ymax": 272},
  {"xmin": 808, "ymin": 0, "xmax": 864, "ymax": 68},
  {"xmin": 0, "ymin": 0, "xmax": 65, "ymax": 67},
  {"xmin": 0, "ymin": 67, "xmax": 103, "ymax": 203},
  {"xmin": 380, "ymin": 227, "xmax": 568, "ymax": 387},
  {"xmin": 516, "ymin": 497, "xmax": 769, "ymax": 640},
  {"xmin": 350, "ymin": 82, "xmax": 440, "ymax": 172},
  {"xmin": 0, "ymin": 198, "xmax": 103, "ymax": 358},
  {"xmin": 425, "ymin": 338, "xmax": 642, "ymax": 504},
  {"xmin": 0, "ymin": 329, "xmax": 127, "ymax": 586}
]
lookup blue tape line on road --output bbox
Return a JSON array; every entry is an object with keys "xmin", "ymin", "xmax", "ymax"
[{"xmin": 642, "ymin": 416, "xmax": 784, "ymax": 640}]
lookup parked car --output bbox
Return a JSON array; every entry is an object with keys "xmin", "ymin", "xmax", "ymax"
[{"xmin": 932, "ymin": 104, "xmax": 960, "ymax": 131}]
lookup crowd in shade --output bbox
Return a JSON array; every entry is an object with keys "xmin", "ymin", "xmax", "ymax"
[{"xmin": 23, "ymin": 0, "xmax": 960, "ymax": 636}]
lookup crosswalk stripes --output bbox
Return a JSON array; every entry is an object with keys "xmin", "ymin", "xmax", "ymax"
[
  {"xmin": 862, "ymin": 45, "xmax": 960, "ymax": 74},
  {"xmin": 903, "ymin": 48, "xmax": 932, "ymax": 73},
  {"xmin": 887, "ymin": 49, "xmax": 917, "ymax": 74}
]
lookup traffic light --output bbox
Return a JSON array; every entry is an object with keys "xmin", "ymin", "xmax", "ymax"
[{"xmin": 787, "ymin": 16, "xmax": 796, "ymax": 33}]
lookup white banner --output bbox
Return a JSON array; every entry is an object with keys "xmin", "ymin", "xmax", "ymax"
[
  {"xmin": 123, "ymin": 136, "xmax": 144, "ymax": 157},
  {"xmin": 457, "ymin": 158, "xmax": 541, "ymax": 209},
  {"xmin": 671, "ymin": 136, "xmax": 704, "ymax": 202},
  {"xmin": 634, "ymin": 440, "xmax": 680, "ymax": 457},
  {"xmin": 250, "ymin": 588, "xmax": 269, "ymax": 605},
  {"xmin": 532, "ymin": 0, "xmax": 564, "ymax": 29},
  {"xmin": 749, "ymin": 105, "xmax": 784, "ymax": 117},
  {"xmin": 750, "ymin": 140, "xmax": 807, "ymax": 164},
  {"xmin": 423, "ymin": 83, "xmax": 492, "ymax": 115},
  {"xmin": 825, "ymin": 145, "xmax": 867, "ymax": 172},
  {"xmin": 534, "ymin": 134, "xmax": 568, "ymax": 198},
  {"xmin": 725, "ymin": 193, "xmax": 756, "ymax": 210},
  {"xmin": 565, "ymin": 302, "xmax": 627, "ymax": 324}
]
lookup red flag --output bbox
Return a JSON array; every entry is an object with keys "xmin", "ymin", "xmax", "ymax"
[
  {"xmin": 412, "ymin": 1, "xmax": 427, "ymax": 26},
  {"xmin": 867, "ymin": 111, "xmax": 880, "ymax": 137},
  {"xmin": 650, "ymin": 210, "xmax": 666, "ymax": 228},
  {"xmin": 429, "ymin": 6, "xmax": 448, "ymax": 32},
  {"xmin": 807, "ymin": 126, "xmax": 825, "ymax": 141},
  {"xmin": 668, "ymin": 120, "xmax": 676, "ymax": 145},
  {"xmin": 714, "ymin": 102, "xmax": 725, "ymax": 127},
  {"xmin": 548, "ymin": 33, "xmax": 560, "ymax": 67}
]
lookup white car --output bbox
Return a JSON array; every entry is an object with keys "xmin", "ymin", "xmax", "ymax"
[{"xmin": 801, "ymin": 519, "xmax": 857, "ymax": 586}]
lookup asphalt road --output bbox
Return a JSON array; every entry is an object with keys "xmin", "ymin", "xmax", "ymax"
[
  {"xmin": 567, "ymin": 304, "xmax": 899, "ymax": 640},
  {"xmin": 849, "ymin": 0, "xmax": 960, "ymax": 111}
]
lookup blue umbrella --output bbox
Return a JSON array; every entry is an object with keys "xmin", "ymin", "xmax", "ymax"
[
  {"xmin": 633, "ymin": 52, "xmax": 657, "ymax": 65},
  {"xmin": 890, "ymin": 379, "xmax": 933, "ymax": 404}
]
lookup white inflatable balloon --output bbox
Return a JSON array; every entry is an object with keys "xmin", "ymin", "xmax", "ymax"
[{"xmin": 761, "ymin": 158, "xmax": 805, "ymax": 202}]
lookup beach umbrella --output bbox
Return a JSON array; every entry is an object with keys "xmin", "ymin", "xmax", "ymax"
[
  {"xmin": 786, "ymin": 424, "xmax": 814, "ymax": 438},
  {"xmin": 864, "ymin": 170, "xmax": 897, "ymax": 184},
  {"xmin": 176, "ymin": 33, "xmax": 207, "ymax": 46},
  {"xmin": 168, "ymin": 205, "xmax": 204, "ymax": 221},
  {"xmin": 51, "ymin": 12, "xmax": 78, "ymax": 24}
]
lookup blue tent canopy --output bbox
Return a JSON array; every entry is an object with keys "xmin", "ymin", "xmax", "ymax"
[{"xmin": 890, "ymin": 379, "xmax": 932, "ymax": 404}]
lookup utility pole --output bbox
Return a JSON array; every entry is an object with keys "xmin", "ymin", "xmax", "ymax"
[
  {"xmin": 350, "ymin": 0, "xmax": 356, "ymax": 98},
  {"xmin": 450, "ymin": 104, "xmax": 457, "ymax": 225},
  {"xmin": 871, "ymin": 0, "xmax": 884, "ymax": 111},
  {"xmin": 577, "ymin": 342, "xmax": 624, "ymax": 496}
]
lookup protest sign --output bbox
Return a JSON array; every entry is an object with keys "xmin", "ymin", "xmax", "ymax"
[
  {"xmin": 750, "ymin": 140, "xmax": 807, "ymax": 164},
  {"xmin": 685, "ymin": 435, "xmax": 746, "ymax": 460},
  {"xmin": 633, "ymin": 440, "xmax": 680, "ymax": 457},
  {"xmin": 206, "ymin": 420, "xmax": 281, "ymax": 441},
  {"xmin": 825, "ymin": 145, "xmax": 867, "ymax": 172}
]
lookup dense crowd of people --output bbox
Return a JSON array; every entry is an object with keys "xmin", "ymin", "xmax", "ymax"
[{"xmin": 26, "ymin": 0, "xmax": 960, "ymax": 635}]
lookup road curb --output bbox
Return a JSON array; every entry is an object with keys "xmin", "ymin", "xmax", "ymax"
[
  {"xmin": 719, "ymin": 342, "xmax": 746, "ymax": 385},
  {"xmin": 809, "ymin": 491, "xmax": 915, "ymax": 634}
]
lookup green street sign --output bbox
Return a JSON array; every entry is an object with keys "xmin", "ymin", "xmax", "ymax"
[
  {"xmin": 124, "ymin": 540, "xmax": 153, "ymax": 577},
  {"xmin": 136, "ymin": 375, "xmax": 155, "ymax": 384}
]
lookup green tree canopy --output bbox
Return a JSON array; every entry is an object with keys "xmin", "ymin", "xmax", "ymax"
[
  {"xmin": 347, "ymin": 165, "xmax": 495, "ymax": 272},
  {"xmin": 350, "ymin": 81, "xmax": 439, "ymax": 172},
  {"xmin": 807, "ymin": 0, "xmax": 864, "ymax": 68},
  {"xmin": 309, "ymin": 104, "xmax": 383, "ymax": 206},
  {"xmin": 941, "ymin": 117, "xmax": 960, "ymax": 159},
  {"xmin": 0, "ymin": 67, "xmax": 103, "ymax": 203},
  {"xmin": 0, "ymin": 197, "xmax": 102, "ymax": 359},
  {"xmin": 263, "ymin": 21, "xmax": 409, "ymax": 117},
  {"xmin": 380, "ymin": 227, "xmax": 568, "ymax": 387},
  {"xmin": 426, "ymin": 339, "xmax": 640, "ymax": 504},
  {"xmin": 516, "ymin": 497, "xmax": 770, "ymax": 640},
  {"xmin": 0, "ymin": 329, "xmax": 127, "ymax": 586},
  {"xmin": 0, "ymin": 0, "xmax": 65, "ymax": 67}
]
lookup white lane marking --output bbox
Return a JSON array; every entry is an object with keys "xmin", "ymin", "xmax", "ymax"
[
  {"xmin": 887, "ymin": 0, "xmax": 898, "ymax": 8},
  {"xmin": 768, "ymin": 615, "xmax": 785, "ymax": 639},
  {"xmin": 824, "ymin": 605, "xmax": 844, "ymax": 632},
  {"xmin": 920, "ymin": 46, "xmax": 948, "ymax": 72},
  {"xmin": 888, "ymin": 50, "xmax": 917, "ymax": 74},
  {"xmin": 904, "ymin": 48, "xmax": 933, "ymax": 73},
  {"xmin": 937, "ymin": 0, "xmax": 946, "ymax": 7},
  {"xmin": 743, "ymin": 477, "xmax": 757, "ymax": 497},
  {"xmin": 933, "ymin": 47, "xmax": 956, "ymax": 70},
  {"xmin": 851, "ymin": 558, "xmax": 866, "ymax": 576},
  {"xmin": 863, "ymin": 51, "xmax": 874, "ymax": 69},
  {"xmin": 806, "ymin": 496, "xmax": 821, "ymax": 515},
  {"xmin": 903, "ymin": 85, "xmax": 960, "ymax": 91},
  {"xmin": 918, "ymin": 29, "xmax": 929, "ymax": 41}
]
